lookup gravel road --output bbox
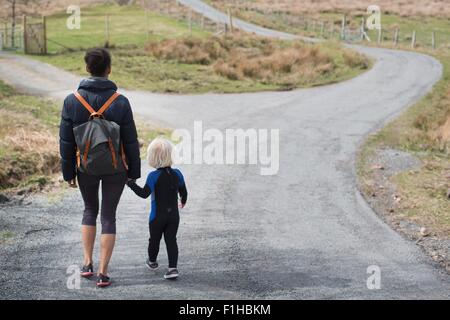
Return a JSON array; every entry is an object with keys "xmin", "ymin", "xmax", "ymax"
[{"xmin": 0, "ymin": 0, "xmax": 448, "ymax": 299}]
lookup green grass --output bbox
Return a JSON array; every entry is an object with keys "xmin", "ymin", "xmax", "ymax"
[
  {"xmin": 0, "ymin": 231, "xmax": 14, "ymax": 245},
  {"xmin": 28, "ymin": 4, "xmax": 371, "ymax": 94},
  {"xmin": 351, "ymin": 13, "xmax": 450, "ymax": 48},
  {"xmin": 33, "ymin": 46, "xmax": 282, "ymax": 94},
  {"xmin": 41, "ymin": 4, "xmax": 209, "ymax": 53},
  {"xmin": 207, "ymin": 2, "xmax": 450, "ymax": 48}
]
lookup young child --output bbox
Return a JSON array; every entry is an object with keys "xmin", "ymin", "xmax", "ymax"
[{"xmin": 127, "ymin": 137, "xmax": 187, "ymax": 280}]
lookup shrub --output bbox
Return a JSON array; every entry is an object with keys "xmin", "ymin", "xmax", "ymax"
[
  {"xmin": 146, "ymin": 34, "xmax": 368, "ymax": 86},
  {"xmin": 343, "ymin": 50, "xmax": 370, "ymax": 69}
]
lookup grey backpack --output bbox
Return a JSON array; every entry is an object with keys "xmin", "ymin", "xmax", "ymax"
[{"xmin": 73, "ymin": 91, "xmax": 128, "ymax": 176}]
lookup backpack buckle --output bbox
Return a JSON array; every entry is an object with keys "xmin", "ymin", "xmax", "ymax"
[{"xmin": 89, "ymin": 112, "xmax": 104, "ymax": 120}]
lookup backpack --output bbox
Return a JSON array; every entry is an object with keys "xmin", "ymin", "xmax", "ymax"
[{"xmin": 73, "ymin": 91, "xmax": 128, "ymax": 176}]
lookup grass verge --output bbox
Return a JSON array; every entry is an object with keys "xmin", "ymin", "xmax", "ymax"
[
  {"xmin": 357, "ymin": 47, "xmax": 449, "ymax": 270},
  {"xmin": 358, "ymin": 47, "xmax": 449, "ymax": 236}
]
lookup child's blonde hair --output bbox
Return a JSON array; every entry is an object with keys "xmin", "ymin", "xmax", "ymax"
[{"xmin": 147, "ymin": 137, "xmax": 173, "ymax": 169}]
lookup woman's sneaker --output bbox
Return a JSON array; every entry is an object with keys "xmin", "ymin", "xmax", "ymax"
[
  {"xmin": 145, "ymin": 259, "xmax": 159, "ymax": 271},
  {"xmin": 164, "ymin": 268, "xmax": 179, "ymax": 280},
  {"xmin": 80, "ymin": 264, "xmax": 94, "ymax": 278},
  {"xmin": 96, "ymin": 274, "xmax": 111, "ymax": 288}
]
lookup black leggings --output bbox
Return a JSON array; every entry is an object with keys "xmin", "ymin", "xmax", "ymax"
[
  {"xmin": 148, "ymin": 211, "xmax": 180, "ymax": 268},
  {"xmin": 77, "ymin": 171, "xmax": 127, "ymax": 234}
]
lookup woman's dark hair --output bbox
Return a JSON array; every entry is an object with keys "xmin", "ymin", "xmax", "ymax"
[{"xmin": 84, "ymin": 48, "xmax": 111, "ymax": 77}]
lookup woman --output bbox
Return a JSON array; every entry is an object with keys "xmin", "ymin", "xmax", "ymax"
[{"xmin": 59, "ymin": 48, "xmax": 141, "ymax": 287}]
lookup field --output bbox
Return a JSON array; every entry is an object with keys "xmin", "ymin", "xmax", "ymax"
[
  {"xmin": 206, "ymin": 1, "xmax": 450, "ymax": 49},
  {"xmin": 31, "ymin": 4, "xmax": 371, "ymax": 94},
  {"xmin": 206, "ymin": 0, "xmax": 450, "ymax": 18}
]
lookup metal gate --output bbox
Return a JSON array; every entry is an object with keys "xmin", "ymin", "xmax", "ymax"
[{"xmin": 23, "ymin": 16, "xmax": 47, "ymax": 55}]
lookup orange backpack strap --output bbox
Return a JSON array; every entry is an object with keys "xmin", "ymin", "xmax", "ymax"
[
  {"xmin": 74, "ymin": 92, "xmax": 96, "ymax": 115},
  {"xmin": 120, "ymin": 143, "xmax": 129, "ymax": 170},
  {"xmin": 98, "ymin": 92, "xmax": 121, "ymax": 115},
  {"xmin": 74, "ymin": 91, "xmax": 121, "ymax": 116}
]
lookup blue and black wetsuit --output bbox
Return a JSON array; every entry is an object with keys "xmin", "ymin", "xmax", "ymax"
[{"xmin": 127, "ymin": 167, "xmax": 187, "ymax": 268}]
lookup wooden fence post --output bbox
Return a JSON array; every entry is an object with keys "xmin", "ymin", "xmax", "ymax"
[
  {"xmin": 42, "ymin": 16, "xmax": 47, "ymax": 54},
  {"xmin": 341, "ymin": 15, "xmax": 346, "ymax": 40},
  {"xmin": 411, "ymin": 30, "xmax": 416, "ymax": 48},
  {"xmin": 360, "ymin": 18, "xmax": 365, "ymax": 41},
  {"xmin": 188, "ymin": 9, "xmax": 192, "ymax": 35},
  {"xmin": 320, "ymin": 21, "xmax": 325, "ymax": 38},
  {"xmin": 377, "ymin": 28, "xmax": 382, "ymax": 44},
  {"xmin": 23, "ymin": 15, "xmax": 27, "ymax": 53},
  {"xmin": 105, "ymin": 14, "xmax": 110, "ymax": 47},
  {"xmin": 393, "ymin": 28, "xmax": 399, "ymax": 46},
  {"xmin": 431, "ymin": 31, "xmax": 436, "ymax": 49},
  {"xmin": 201, "ymin": 14, "xmax": 205, "ymax": 29},
  {"xmin": 145, "ymin": 8, "xmax": 149, "ymax": 40},
  {"xmin": 4, "ymin": 22, "xmax": 8, "ymax": 48},
  {"xmin": 228, "ymin": 8, "xmax": 233, "ymax": 33}
]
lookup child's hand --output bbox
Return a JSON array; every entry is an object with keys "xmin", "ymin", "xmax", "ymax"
[{"xmin": 179, "ymin": 203, "xmax": 185, "ymax": 209}]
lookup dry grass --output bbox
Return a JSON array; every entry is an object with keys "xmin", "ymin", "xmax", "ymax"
[
  {"xmin": 0, "ymin": 109, "xmax": 59, "ymax": 190},
  {"xmin": 343, "ymin": 50, "xmax": 370, "ymax": 69},
  {"xmin": 394, "ymin": 158, "xmax": 450, "ymax": 238},
  {"xmin": 435, "ymin": 115, "xmax": 450, "ymax": 142},
  {"xmin": 208, "ymin": 0, "xmax": 450, "ymax": 18},
  {"xmin": 0, "ymin": 80, "xmax": 61, "ymax": 191},
  {"xmin": 146, "ymin": 34, "xmax": 370, "ymax": 87},
  {"xmin": 432, "ymin": 89, "xmax": 450, "ymax": 148}
]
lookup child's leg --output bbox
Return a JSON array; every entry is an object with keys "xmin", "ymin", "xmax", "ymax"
[
  {"xmin": 163, "ymin": 213, "xmax": 180, "ymax": 269},
  {"xmin": 148, "ymin": 219, "xmax": 164, "ymax": 262}
]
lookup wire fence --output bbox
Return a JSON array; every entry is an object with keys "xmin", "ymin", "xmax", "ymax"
[
  {"xmin": 146, "ymin": 0, "xmax": 231, "ymax": 35},
  {"xmin": 225, "ymin": 6, "xmax": 450, "ymax": 49},
  {"xmin": 0, "ymin": 1, "xmax": 449, "ymax": 54},
  {"xmin": 0, "ymin": 18, "xmax": 24, "ymax": 51}
]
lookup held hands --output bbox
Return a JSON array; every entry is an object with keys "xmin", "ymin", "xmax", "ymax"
[{"xmin": 179, "ymin": 203, "xmax": 186, "ymax": 209}]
